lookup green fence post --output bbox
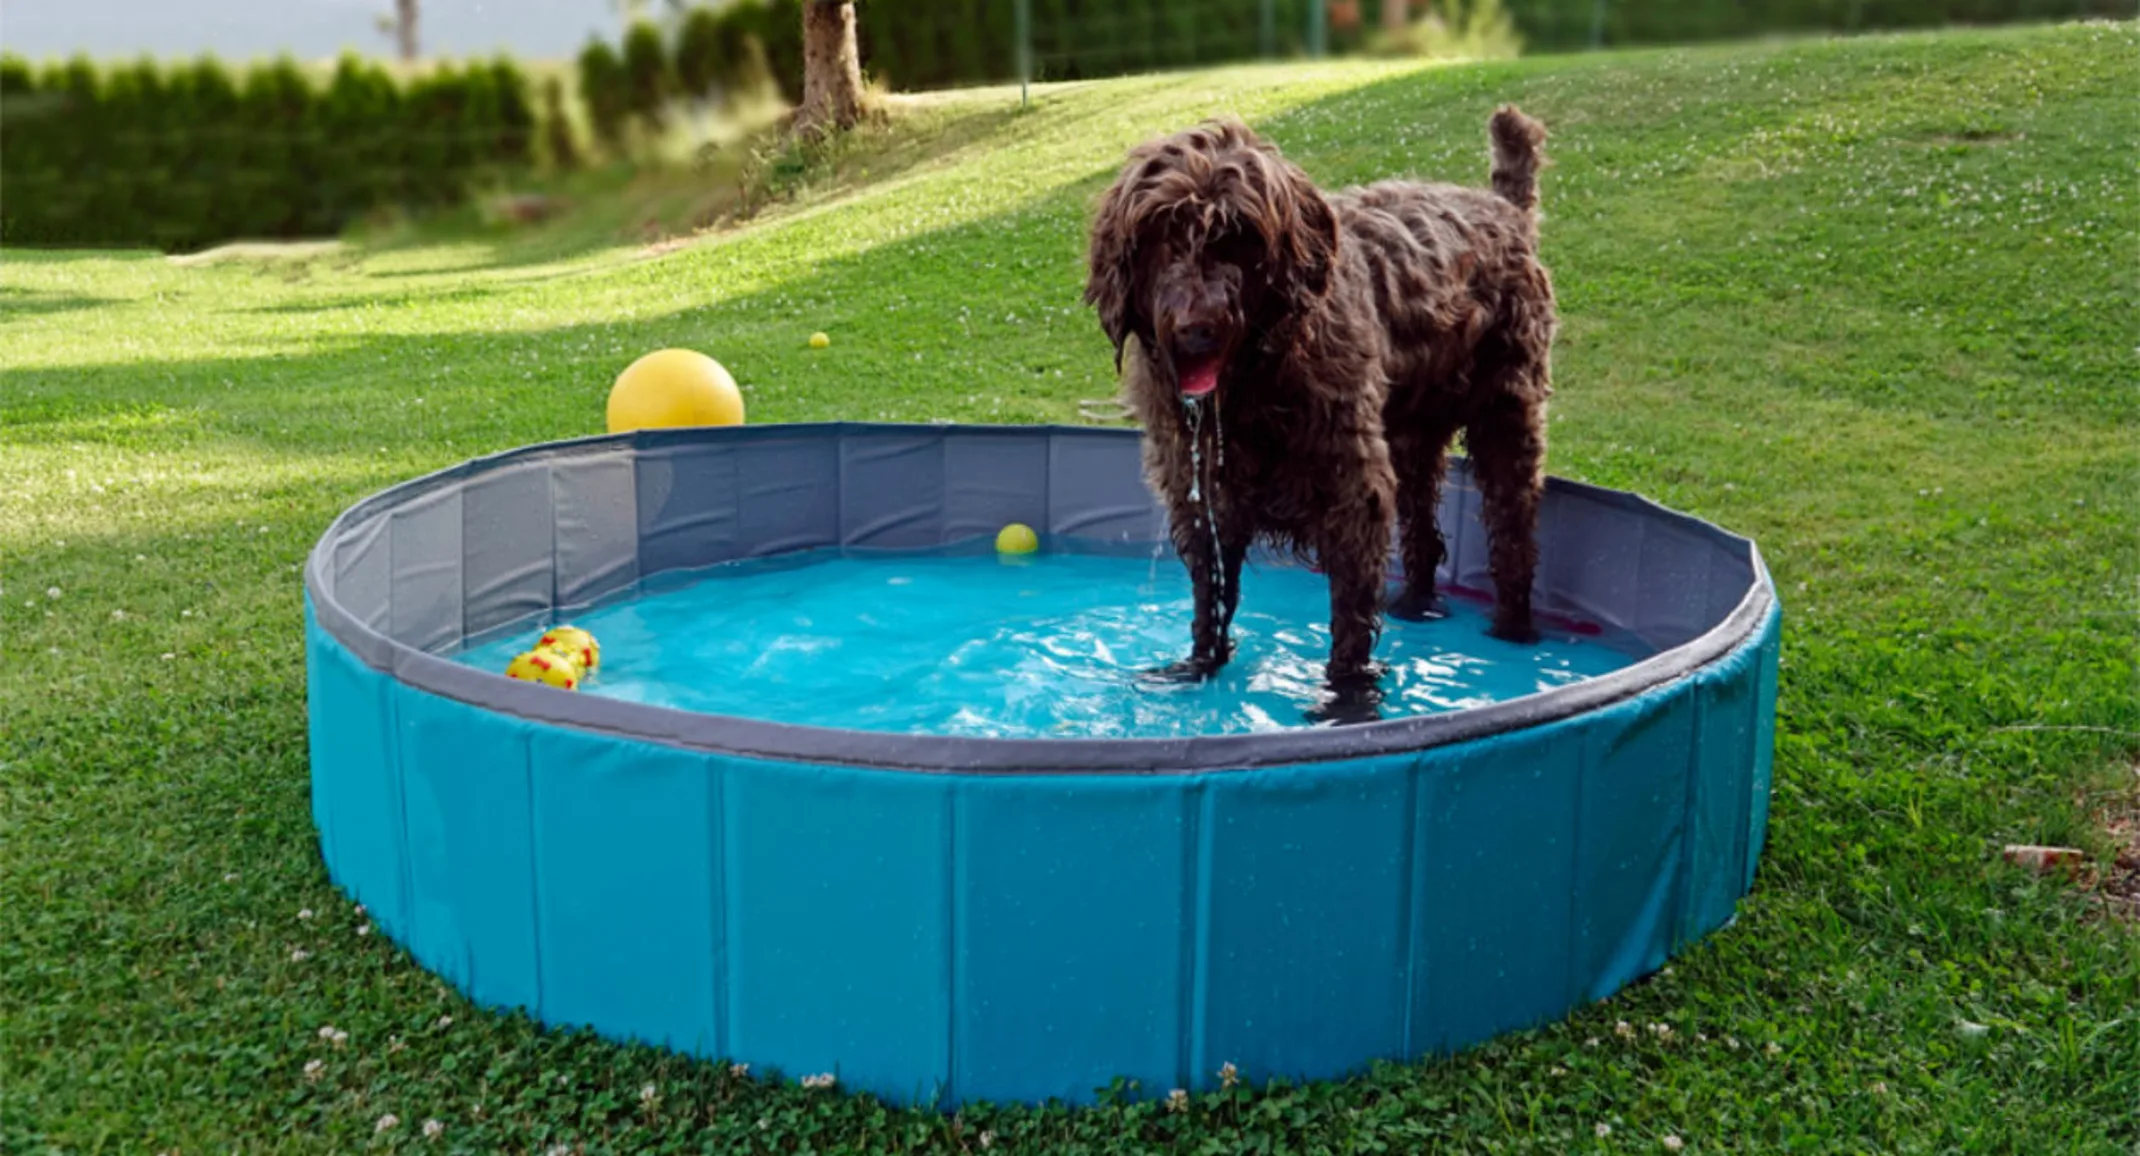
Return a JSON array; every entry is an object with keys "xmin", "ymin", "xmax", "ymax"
[
  {"xmin": 1260, "ymin": 0, "xmax": 1276, "ymax": 57},
  {"xmin": 1308, "ymin": 0, "xmax": 1327, "ymax": 57},
  {"xmin": 1590, "ymin": 0, "xmax": 1606, "ymax": 49},
  {"xmin": 1014, "ymin": 0, "xmax": 1030, "ymax": 107}
]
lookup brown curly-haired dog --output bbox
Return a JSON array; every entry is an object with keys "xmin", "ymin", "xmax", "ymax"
[{"xmin": 1085, "ymin": 107, "xmax": 1555, "ymax": 720}]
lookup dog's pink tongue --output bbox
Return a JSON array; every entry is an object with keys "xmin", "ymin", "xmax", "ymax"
[{"xmin": 1180, "ymin": 361, "xmax": 1220, "ymax": 398}]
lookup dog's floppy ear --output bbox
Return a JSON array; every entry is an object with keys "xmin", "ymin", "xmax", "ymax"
[
  {"xmin": 1273, "ymin": 163, "xmax": 1338, "ymax": 304},
  {"xmin": 1084, "ymin": 173, "xmax": 1145, "ymax": 371}
]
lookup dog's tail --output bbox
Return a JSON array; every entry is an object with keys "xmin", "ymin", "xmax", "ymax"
[{"xmin": 1488, "ymin": 105, "xmax": 1547, "ymax": 213}]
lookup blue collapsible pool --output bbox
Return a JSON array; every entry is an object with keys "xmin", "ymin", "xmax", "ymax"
[{"xmin": 304, "ymin": 422, "xmax": 1780, "ymax": 1108}]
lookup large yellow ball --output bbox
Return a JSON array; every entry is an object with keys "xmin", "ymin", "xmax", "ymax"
[{"xmin": 606, "ymin": 349, "xmax": 745, "ymax": 433}]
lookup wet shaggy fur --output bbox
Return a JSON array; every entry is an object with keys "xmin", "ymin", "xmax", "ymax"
[{"xmin": 1085, "ymin": 107, "xmax": 1556, "ymax": 716}]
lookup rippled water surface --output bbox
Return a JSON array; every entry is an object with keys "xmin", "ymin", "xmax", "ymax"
[{"xmin": 453, "ymin": 544, "xmax": 1648, "ymax": 738}]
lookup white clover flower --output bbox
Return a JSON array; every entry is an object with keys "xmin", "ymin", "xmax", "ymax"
[
  {"xmin": 1765, "ymin": 1042, "xmax": 1783, "ymax": 1056},
  {"xmin": 1218, "ymin": 1060, "xmax": 1239, "ymax": 1089},
  {"xmin": 46, "ymin": 587, "xmax": 61, "ymax": 600},
  {"xmin": 423, "ymin": 1119, "xmax": 444, "ymax": 1139},
  {"xmin": 1595, "ymin": 1122, "xmax": 1612, "ymax": 1138},
  {"xmin": 1662, "ymin": 1136, "xmax": 1684, "ymax": 1152},
  {"xmin": 730, "ymin": 1062, "xmax": 750, "ymax": 1078},
  {"xmin": 375, "ymin": 1113, "xmax": 400, "ymax": 1133},
  {"xmin": 303, "ymin": 1059, "xmax": 325, "ymax": 1082},
  {"xmin": 357, "ymin": 923, "xmax": 372, "ymax": 937},
  {"xmin": 639, "ymin": 1083, "xmax": 658, "ymax": 1104},
  {"xmin": 290, "ymin": 947, "xmax": 310, "ymax": 962},
  {"xmin": 1165, "ymin": 1088, "xmax": 1189, "ymax": 1113},
  {"xmin": 298, "ymin": 909, "xmax": 314, "ymax": 921},
  {"xmin": 436, "ymin": 1015, "xmax": 453, "ymax": 1029}
]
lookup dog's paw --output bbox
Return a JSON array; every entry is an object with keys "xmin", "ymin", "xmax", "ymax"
[
  {"xmin": 1140, "ymin": 656, "xmax": 1225, "ymax": 685},
  {"xmin": 1307, "ymin": 687, "xmax": 1384, "ymax": 726},
  {"xmin": 1487, "ymin": 618, "xmax": 1541, "ymax": 645},
  {"xmin": 1306, "ymin": 667, "xmax": 1385, "ymax": 726},
  {"xmin": 1386, "ymin": 588, "xmax": 1450, "ymax": 622}
]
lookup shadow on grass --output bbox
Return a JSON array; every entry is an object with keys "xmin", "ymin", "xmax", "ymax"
[
  {"xmin": 335, "ymin": 100, "xmax": 1036, "ymax": 285},
  {"xmin": 0, "ymin": 284, "xmax": 123, "ymax": 321}
]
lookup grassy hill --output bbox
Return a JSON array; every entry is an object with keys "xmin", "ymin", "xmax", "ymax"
[{"xmin": 2, "ymin": 20, "xmax": 2135, "ymax": 1154}]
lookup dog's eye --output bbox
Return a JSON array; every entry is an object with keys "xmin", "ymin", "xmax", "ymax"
[{"xmin": 1208, "ymin": 232, "xmax": 1260, "ymax": 265}]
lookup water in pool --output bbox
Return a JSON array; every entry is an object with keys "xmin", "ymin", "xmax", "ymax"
[{"xmin": 453, "ymin": 543, "xmax": 1647, "ymax": 738}]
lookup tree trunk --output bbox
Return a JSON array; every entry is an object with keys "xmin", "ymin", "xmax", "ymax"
[
  {"xmin": 797, "ymin": 1, "xmax": 864, "ymax": 135},
  {"xmin": 1382, "ymin": 0, "xmax": 1409, "ymax": 34},
  {"xmin": 395, "ymin": 0, "xmax": 420, "ymax": 61}
]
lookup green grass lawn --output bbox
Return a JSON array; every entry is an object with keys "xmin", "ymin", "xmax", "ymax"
[{"xmin": 4, "ymin": 20, "xmax": 2137, "ymax": 1155}]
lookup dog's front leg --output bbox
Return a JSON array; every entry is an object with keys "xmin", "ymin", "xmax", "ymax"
[
  {"xmin": 1147, "ymin": 517, "xmax": 1247, "ymax": 683},
  {"xmin": 1310, "ymin": 515, "xmax": 1389, "ymax": 725}
]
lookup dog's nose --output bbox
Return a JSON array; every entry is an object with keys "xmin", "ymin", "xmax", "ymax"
[{"xmin": 1176, "ymin": 323, "xmax": 1220, "ymax": 356}]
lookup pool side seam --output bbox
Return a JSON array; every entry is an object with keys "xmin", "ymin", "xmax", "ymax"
[
  {"xmin": 1178, "ymin": 779, "xmax": 1207, "ymax": 1096},
  {"xmin": 944, "ymin": 785, "xmax": 960, "ymax": 1104},
  {"xmin": 1669, "ymin": 675, "xmax": 1707, "ymax": 950},
  {"xmin": 711, "ymin": 753, "xmax": 730, "ymax": 1065},
  {"xmin": 521, "ymin": 728, "xmax": 547, "ymax": 1028},
  {"xmin": 1398, "ymin": 754, "xmax": 1424, "ymax": 1061}
]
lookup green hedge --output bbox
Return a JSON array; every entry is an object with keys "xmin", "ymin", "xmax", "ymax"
[{"xmin": 0, "ymin": 53, "xmax": 541, "ymax": 251}]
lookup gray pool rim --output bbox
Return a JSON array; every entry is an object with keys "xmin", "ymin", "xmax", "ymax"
[{"xmin": 304, "ymin": 422, "xmax": 1776, "ymax": 773}]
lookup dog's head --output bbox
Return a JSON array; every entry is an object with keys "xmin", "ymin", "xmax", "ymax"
[{"xmin": 1084, "ymin": 120, "xmax": 1338, "ymax": 401}]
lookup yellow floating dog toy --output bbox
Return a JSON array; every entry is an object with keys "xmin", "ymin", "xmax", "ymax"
[
  {"xmin": 536, "ymin": 625, "xmax": 601, "ymax": 674},
  {"xmin": 506, "ymin": 648, "xmax": 584, "ymax": 691}
]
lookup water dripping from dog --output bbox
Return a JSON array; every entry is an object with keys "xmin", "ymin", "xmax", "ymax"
[{"xmin": 1181, "ymin": 395, "xmax": 1229, "ymax": 633}]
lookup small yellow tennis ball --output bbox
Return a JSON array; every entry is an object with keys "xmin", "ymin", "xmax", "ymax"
[
  {"xmin": 536, "ymin": 626, "xmax": 600, "ymax": 674},
  {"xmin": 995, "ymin": 523, "xmax": 1039, "ymax": 555},
  {"xmin": 808, "ymin": 332, "xmax": 830, "ymax": 349},
  {"xmin": 606, "ymin": 348, "xmax": 745, "ymax": 433},
  {"xmin": 506, "ymin": 648, "xmax": 584, "ymax": 691}
]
